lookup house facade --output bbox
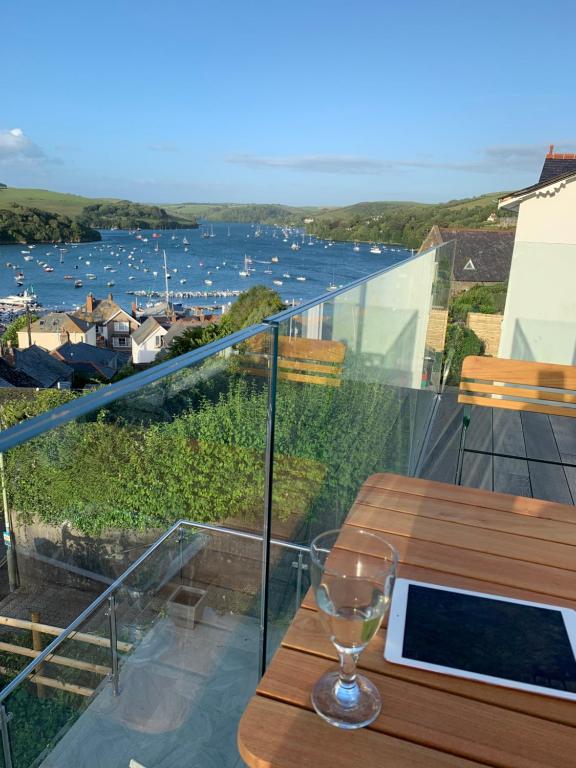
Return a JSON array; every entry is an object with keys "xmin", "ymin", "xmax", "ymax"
[
  {"xmin": 131, "ymin": 317, "xmax": 170, "ymax": 365},
  {"xmin": 498, "ymin": 147, "xmax": 576, "ymax": 365},
  {"xmin": 17, "ymin": 313, "xmax": 96, "ymax": 351},
  {"xmin": 73, "ymin": 293, "xmax": 139, "ymax": 352}
]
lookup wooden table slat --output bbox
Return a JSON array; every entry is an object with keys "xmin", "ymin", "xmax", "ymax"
[
  {"xmin": 353, "ymin": 486, "xmax": 576, "ymax": 544},
  {"xmin": 362, "ymin": 473, "xmax": 576, "ymax": 523},
  {"xmin": 258, "ymin": 646, "xmax": 575, "ymax": 768},
  {"xmin": 283, "ymin": 606, "xmax": 576, "ymax": 728},
  {"xmin": 239, "ymin": 696, "xmax": 487, "ymax": 768}
]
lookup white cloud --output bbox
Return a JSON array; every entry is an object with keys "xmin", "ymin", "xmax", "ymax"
[
  {"xmin": 0, "ymin": 128, "xmax": 48, "ymax": 164},
  {"xmin": 226, "ymin": 144, "xmax": 566, "ymax": 177},
  {"xmin": 148, "ymin": 142, "xmax": 178, "ymax": 152}
]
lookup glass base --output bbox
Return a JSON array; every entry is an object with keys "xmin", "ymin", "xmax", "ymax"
[{"xmin": 311, "ymin": 670, "xmax": 381, "ymax": 729}]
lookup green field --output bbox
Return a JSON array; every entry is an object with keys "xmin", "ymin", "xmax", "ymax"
[{"xmin": 0, "ymin": 187, "xmax": 119, "ymax": 218}]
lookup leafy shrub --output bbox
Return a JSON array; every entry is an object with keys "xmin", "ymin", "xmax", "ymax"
[{"xmin": 444, "ymin": 324, "xmax": 485, "ymax": 386}]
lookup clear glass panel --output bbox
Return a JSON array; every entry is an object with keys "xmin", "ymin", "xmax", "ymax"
[
  {"xmin": 1, "ymin": 602, "xmax": 110, "ymax": 768},
  {"xmin": 272, "ymin": 244, "xmax": 454, "ymax": 544},
  {"xmin": 2, "ymin": 325, "xmax": 273, "ymax": 608},
  {"xmin": 0, "ymin": 326, "xmax": 272, "ymax": 766},
  {"xmin": 266, "ymin": 542, "xmax": 310, "ymax": 663}
]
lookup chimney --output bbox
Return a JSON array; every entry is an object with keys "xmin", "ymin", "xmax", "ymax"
[
  {"xmin": 108, "ymin": 293, "xmax": 113, "ymax": 301},
  {"xmin": 131, "ymin": 301, "xmax": 138, "ymax": 318},
  {"xmin": 86, "ymin": 293, "xmax": 94, "ymax": 313},
  {"xmin": 547, "ymin": 143, "xmax": 555, "ymax": 158},
  {"xmin": 4, "ymin": 341, "xmax": 14, "ymax": 367}
]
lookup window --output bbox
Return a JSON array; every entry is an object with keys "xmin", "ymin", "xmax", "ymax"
[
  {"xmin": 113, "ymin": 337, "xmax": 129, "ymax": 348},
  {"xmin": 154, "ymin": 335, "xmax": 164, "ymax": 349},
  {"xmin": 114, "ymin": 321, "xmax": 130, "ymax": 333}
]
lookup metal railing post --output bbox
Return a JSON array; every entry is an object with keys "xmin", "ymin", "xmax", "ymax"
[
  {"xmin": 107, "ymin": 594, "xmax": 120, "ymax": 696},
  {"xmin": 178, "ymin": 524, "xmax": 184, "ymax": 585},
  {"xmin": 292, "ymin": 550, "xmax": 308, "ymax": 614},
  {"xmin": 259, "ymin": 322, "xmax": 279, "ymax": 678},
  {"xmin": 0, "ymin": 704, "xmax": 13, "ymax": 768}
]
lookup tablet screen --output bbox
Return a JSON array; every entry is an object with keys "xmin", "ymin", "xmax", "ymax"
[{"xmin": 403, "ymin": 584, "xmax": 576, "ymax": 692}]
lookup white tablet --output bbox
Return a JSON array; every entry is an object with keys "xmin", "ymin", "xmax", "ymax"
[{"xmin": 384, "ymin": 579, "xmax": 576, "ymax": 700}]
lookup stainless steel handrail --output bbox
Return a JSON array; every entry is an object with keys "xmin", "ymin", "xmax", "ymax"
[{"xmin": 0, "ymin": 519, "xmax": 309, "ymax": 705}]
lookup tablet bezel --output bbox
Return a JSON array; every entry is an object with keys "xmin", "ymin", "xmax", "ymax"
[{"xmin": 384, "ymin": 579, "xmax": 576, "ymax": 701}]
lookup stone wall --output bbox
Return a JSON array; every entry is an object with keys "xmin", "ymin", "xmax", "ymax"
[{"xmin": 466, "ymin": 312, "xmax": 503, "ymax": 357}]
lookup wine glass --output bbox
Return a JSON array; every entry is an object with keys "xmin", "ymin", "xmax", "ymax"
[{"xmin": 310, "ymin": 528, "xmax": 397, "ymax": 729}]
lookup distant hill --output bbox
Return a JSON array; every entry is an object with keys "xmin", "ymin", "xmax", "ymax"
[
  {"xmin": 0, "ymin": 187, "xmax": 198, "ymax": 231},
  {"xmin": 165, "ymin": 202, "xmax": 323, "ymax": 226},
  {"xmin": 77, "ymin": 201, "xmax": 198, "ymax": 230},
  {"xmin": 0, "ymin": 186, "xmax": 515, "ymax": 248},
  {"xmin": 0, "ymin": 186, "xmax": 119, "ymax": 218},
  {"xmin": 308, "ymin": 193, "xmax": 515, "ymax": 249},
  {"xmin": 166, "ymin": 193, "xmax": 514, "ymax": 248},
  {"xmin": 0, "ymin": 205, "xmax": 101, "ymax": 244}
]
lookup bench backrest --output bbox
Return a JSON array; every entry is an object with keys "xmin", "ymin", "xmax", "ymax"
[
  {"xmin": 277, "ymin": 337, "xmax": 346, "ymax": 387},
  {"xmin": 458, "ymin": 356, "xmax": 576, "ymax": 418},
  {"xmin": 243, "ymin": 336, "xmax": 346, "ymax": 387}
]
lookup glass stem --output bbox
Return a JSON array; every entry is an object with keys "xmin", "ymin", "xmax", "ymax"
[{"xmin": 335, "ymin": 650, "xmax": 359, "ymax": 707}]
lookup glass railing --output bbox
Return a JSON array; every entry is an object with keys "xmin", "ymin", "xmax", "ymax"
[
  {"xmin": 0, "ymin": 521, "xmax": 309, "ymax": 768},
  {"xmin": 0, "ymin": 241, "xmax": 454, "ymax": 766}
]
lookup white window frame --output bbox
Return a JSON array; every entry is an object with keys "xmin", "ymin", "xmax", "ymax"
[{"xmin": 114, "ymin": 321, "xmax": 130, "ymax": 333}]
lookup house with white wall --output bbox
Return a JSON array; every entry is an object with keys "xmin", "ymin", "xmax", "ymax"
[
  {"xmin": 17, "ymin": 313, "xmax": 96, "ymax": 351},
  {"xmin": 131, "ymin": 317, "xmax": 170, "ymax": 365},
  {"xmin": 498, "ymin": 146, "xmax": 576, "ymax": 365}
]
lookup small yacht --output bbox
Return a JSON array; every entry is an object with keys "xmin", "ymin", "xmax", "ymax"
[
  {"xmin": 295, "ymin": 276, "xmax": 306, "ymax": 282},
  {"xmin": 369, "ymin": 245, "xmax": 382, "ymax": 254},
  {"xmin": 290, "ymin": 242, "xmax": 300, "ymax": 251}
]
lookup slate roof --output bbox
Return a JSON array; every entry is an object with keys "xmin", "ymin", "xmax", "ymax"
[
  {"xmin": 73, "ymin": 294, "xmax": 132, "ymax": 324},
  {"xmin": 161, "ymin": 319, "xmax": 207, "ymax": 348},
  {"xmin": 131, "ymin": 316, "xmax": 170, "ymax": 346},
  {"xmin": 539, "ymin": 156, "xmax": 576, "ymax": 185},
  {"xmin": 30, "ymin": 313, "xmax": 91, "ymax": 335},
  {"xmin": 13, "ymin": 345, "xmax": 73, "ymax": 388},
  {"xmin": 0, "ymin": 358, "xmax": 41, "ymax": 388},
  {"xmin": 433, "ymin": 227, "xmax": 514, "ymax": 283},
  {"xmin": 52, "ymin": 341, "xmax": 128, "ymax": 381}
]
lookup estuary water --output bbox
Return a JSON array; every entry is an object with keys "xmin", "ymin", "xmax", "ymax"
[{"xmin": 0, "ymin": 222, "xmax": 411, "ymax": 314}]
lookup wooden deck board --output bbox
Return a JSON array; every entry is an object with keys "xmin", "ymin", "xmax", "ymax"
[{"xmin": 421, "ymin": 393, "xmax": 576, "ymax": 506}]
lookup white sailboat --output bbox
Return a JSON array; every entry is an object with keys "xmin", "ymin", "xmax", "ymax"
[{"xmin": 239, "ymin": 254, "xmax": 250, "ymax": 277}]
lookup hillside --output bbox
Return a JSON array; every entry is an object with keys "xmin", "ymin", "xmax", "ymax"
[
  {"xmin": 0, "ymin": 187, "xmax": 198, "ymax": 230},
  {"xmin": 165, "ymin": 202, "xmax": 322, "ymax": 226},
  {"xmin": 308, "ymin": 193, "xmax": 515, "ymax": 248},
  {"xmin": 0, "ymin": 186, "xmax": 119, "ymax": 218},
  {"xmin": 0, "ymin": 206, "xmax": 101, "ymax": 244},
  {"xmin": 77, "ymin": 201, "xmax": 198, "ymax": 230}
]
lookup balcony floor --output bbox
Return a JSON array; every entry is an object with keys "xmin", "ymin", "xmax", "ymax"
[
  {"xmin": 419, "ymin": 389, "xmax": 576, "ymax": 504},
  {"xmin": 38, "ymin": 608, "xmax": 282, "ymax": 768}
]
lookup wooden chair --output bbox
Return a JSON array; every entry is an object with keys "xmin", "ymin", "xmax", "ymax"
[
  {"xmin": 455, "ymin": 356, "xmax": 576, "ymax": 484},
  {"xmin": 244, "ymin": 337, "xmax": 347, "ymax": 387}
]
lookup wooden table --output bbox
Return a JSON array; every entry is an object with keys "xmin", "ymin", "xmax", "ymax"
[{"xmin": 238, "ymin": 473, "xmax": 576, "ymax": 768}]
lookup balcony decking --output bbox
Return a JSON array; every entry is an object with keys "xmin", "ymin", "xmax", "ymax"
[{"xmin": 419, "ymin": 389, "xmax": 576, "ymax": 504}]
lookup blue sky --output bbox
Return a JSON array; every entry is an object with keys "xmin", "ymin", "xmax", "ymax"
[{"xmin": 1, "ymin": 0, "xmax": 575, "ymax": 206}]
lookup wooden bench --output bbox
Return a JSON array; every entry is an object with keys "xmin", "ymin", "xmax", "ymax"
[
  {"xmin": 244, "ymin": 337, "xmax": 347, "ymax": 387},
  {"xmin": 456, "ymin": 356, "xmax": 576, "ymax": 484}
]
